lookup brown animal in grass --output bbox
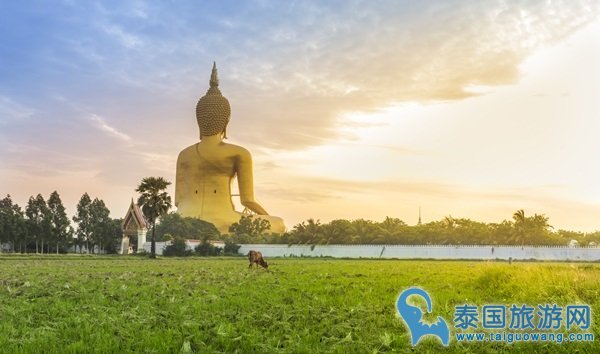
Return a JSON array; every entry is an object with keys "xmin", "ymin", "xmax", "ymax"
[{"xmin": 248, "ymin": 250, "xmax": 268, "ymax": 269}]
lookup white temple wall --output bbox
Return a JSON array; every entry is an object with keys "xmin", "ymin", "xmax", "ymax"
[
  {"xmin": 237, "ymin": 244, "xmax": 600, "ymax": 261},
  {"xmin": 139, "ymin": 242, "xmax": 600, "ymax": 261}
]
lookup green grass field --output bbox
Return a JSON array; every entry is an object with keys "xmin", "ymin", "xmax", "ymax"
[{"xmin": 0, "ymin": 256, "xmax": 598, "ymax": 353}]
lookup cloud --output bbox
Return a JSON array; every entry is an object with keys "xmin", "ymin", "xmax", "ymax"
[
  {"xmin": 257, "ymin": 174, "xmax": 600, "ymax": 228},
  {"xmin": 219, "ymin": 0, "xmax": 600, "ymax": 150},
  {"xmin": 5, "ymin": 1, "xmax": 596, "ymax": 152},
  {"xmin": 0, "ymin": 142, "xmax": 92, "ymax": 177},
  {"xmin": 101, "ymin": 24, "xmax": 143, "ymax": 49},
  {"xmin": 1, "ymin": 1, "xmax": 599, "ymax": 231},
  {"xmin": 0, "ymin": 96, "xmax": 35, "ymax": 123},
  {"xmin": 88, "ymin": 114, "xmax": 132, "ymax": 143},
  {"xmin": 259, "ymin": 176, "xmax": 468, "ymax": 202},
  {"xmin": 133, "ymin": 151, "xmax": 176, "ymax": 174}
]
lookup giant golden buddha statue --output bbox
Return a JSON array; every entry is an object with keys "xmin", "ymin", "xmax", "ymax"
[{"xmin": 175, "ymin": 63, "xmax": 285, "ymax": 234}]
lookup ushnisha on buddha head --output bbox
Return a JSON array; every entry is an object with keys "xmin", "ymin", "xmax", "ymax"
[{"xmin": 195, "ymin": 62, "xmax": 231, "ymax": 139}]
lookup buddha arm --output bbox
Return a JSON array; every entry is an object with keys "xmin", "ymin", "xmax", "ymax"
[
  {"xmin": 174, "ymin": 152, "xmax": 183, "ymax": 208},
  {"xmin": 237, "ymin": 148, "xmax": 269, "ymax": 215}
]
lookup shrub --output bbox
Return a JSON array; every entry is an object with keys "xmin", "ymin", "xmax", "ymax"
[
  {"xmin": 223, "ymin": 241, "xmax": 241, "ymax": 256},
  {"xmin": 134, "ymin": 250, "xmax": 148, "ymax": 256},
  {"xmin": 163, "ymin": 237, "xmax": 192, "ymax": 257},
  {"xmin": 195, "ymin": 241, "xmax": 222, "ymax": 256}
]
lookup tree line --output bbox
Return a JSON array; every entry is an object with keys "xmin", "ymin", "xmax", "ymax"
[
  {"xmin": 0, "ymin": 192, "xmax": 122, "ymax": 254},
  {"xmin": 0, "ymin": 176, "xmax": 175, "ymax": 257},
  {"xmin": 154, "ymin": 210, "xmax": 600, "ymax": 247},
  {"xmin": 3, "ymin": 177, "xmax": 599, "ymax": 255},
  {"xmin": 275, "ymin": 212, "xmax": 600, "ymax": 246}
]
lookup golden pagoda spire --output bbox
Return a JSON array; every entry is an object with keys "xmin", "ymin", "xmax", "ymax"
[{"xmin": 209, "ymin": 61, "xmax": 219, "ymax": 88}]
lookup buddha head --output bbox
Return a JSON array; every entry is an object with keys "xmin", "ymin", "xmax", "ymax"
[{"xmin": 196, "ymin": 62, "xmax": 231, "ymax": 139}]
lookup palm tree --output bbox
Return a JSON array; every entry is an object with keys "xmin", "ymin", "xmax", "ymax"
[
  {"xmin": 512, "ymin": 209, "xmax": 526, "ymax": 226},
  {"xmin": 352, "ymin": 219, "xmax": 375, "ymax": 244},
  {"xmin": 377, "ymin": 217, "xmax": 406, "ymax": 243},
  {"xmin": 136, "ymin": 177, "xmax": 172, "ymax": 258},
  {"xmin": 379, "ymin": 216, "xmax": 406, "ymax": 234},
  {"xmin": 511, "ymin": 209, "xmax": 527, "ymax": 245},
  {"xmin": 442, "ymin": 215, "xmax": 456, "ymax": 229}
]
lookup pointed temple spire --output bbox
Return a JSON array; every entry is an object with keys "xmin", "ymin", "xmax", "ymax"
[{"xmin": 210, "ymin": 61, "xmax": 219, "ymax": 88}]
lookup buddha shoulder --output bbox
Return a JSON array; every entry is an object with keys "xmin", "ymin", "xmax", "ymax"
[
  {"xmin": 177, "ymin": 142, "xmax": 251, "ymax": 160},
  {"xmin": 218, "ymin": 142, "xmax": 253, "ymax": 161},
  {"xmin": 177, "ymin": 144, "xmax": 199, "ymax": 160}
]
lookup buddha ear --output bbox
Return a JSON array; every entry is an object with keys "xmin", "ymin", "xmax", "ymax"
[{"xmin": 219, "ymin": 117, "xmax": 229, "ymax": 140}]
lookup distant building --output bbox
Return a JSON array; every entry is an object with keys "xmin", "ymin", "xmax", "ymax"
[{"xmin": 120, "ymin": 199, "xmax": 149, "ymax": 254}]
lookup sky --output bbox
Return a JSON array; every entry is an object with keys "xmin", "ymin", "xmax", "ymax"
[{"xmin": 1, "ymin": 0, "xmax": 599, "ymax": 232}]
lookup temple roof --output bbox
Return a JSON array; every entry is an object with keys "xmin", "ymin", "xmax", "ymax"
[{"xmin": 122, "ymin": 198, "xmax": 148, "ymax": 231}]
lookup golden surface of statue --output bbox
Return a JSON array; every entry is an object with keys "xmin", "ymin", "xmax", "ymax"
[{"xmin": 175, "ymin": 63, "xmax": 285, "ymax": 234}]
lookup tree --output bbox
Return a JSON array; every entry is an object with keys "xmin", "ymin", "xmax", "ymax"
[
  {"xmin": 72, "ymin": 194, "xmax": 118, "ymax": 253},
  {"xmin": 486, "ymin": 220, "xmax": 510, "ymax": 245},
  {"xmin": 229, "ymin": 215, "xmax": 271, "ymax": 243},
  {"xmin": 287, "ymin": 219, "xmax": 322, "ymax": 244},
  {"xmin": 509, "ymin": 209, "xmax": 553, "ymax": 245},
  {"xmin": 25, "ymin": 194, "xmax": 51, "ymax": 253},
  {"xmin": 509, "ymin": 209, "xmax": 527, "ymax": 244},
  {"xmin": 321, "ymin": 219, "xmax": 355, "ymax": 244},
  {"xmin": 378, "ymin": 217, "xmax": 406, "ymax": 241},
  {"xmin": 136, "ymin": 177, "xmax": 172, "ymax": 258},
  {"xmin": 352, "ymin": 219, "xmax": 377, "ymax": 244},
  {"xmin": 0, "ymin": 195, "xmax": 26, "ymax": 252},
  {"xmin": 527, "ymin": 213, "xmax": 553, "ymax": 244},
  {"xmin": 442, "ymin": 216, "xmax": 456, "ymax": 229},
  {"xmin": 47, "ymin": 191, "xmax": 72, "ymax": 254},
  {"xmin": 453, "ymin": 218, "xmax": 492, "ymax": 245},
  {"xmin": 73, "ymin": 193, "xmax": 93, "ymax": 253},
  {"xmin": 89, "ymin": 198, "xmax": 112, "ymax": 253},
  {"xmin": 103, "ymin": 218, "xmax": 124, "ymax": 254},
  {"xmin": 512, "ymin": 209, "xmax": 526, "ymax": 227},
  {"xmin": 154, "ymin": 212, "xmax": 219, "ymax": 241}
]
